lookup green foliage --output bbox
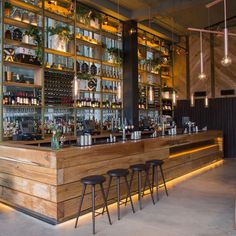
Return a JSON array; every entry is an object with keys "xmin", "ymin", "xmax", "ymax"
[
  {"xmin": 107, "ymin": 47, "xmax": 123, "ymax": 63},
  {"xmin": 77, "ymin": 72, "xmax": 92, "ymax": 81},
  {"xmin": 76, "ymin": 4, "xmax": 103, "ymax": 25},
  {"xmin": 4, "ymin": 2, "xmax": 12, "ymax": 9},
  {"xmin": 47, "ymin": 25, "xmax": 72, "ymax": 42},
  {"xmin": 24, "ymin": 26, "xmax": 43, "ymax": 63}
]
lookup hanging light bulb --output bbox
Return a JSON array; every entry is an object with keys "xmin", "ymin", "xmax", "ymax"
[
  {"xmin": 72, "ymin": 76, "xmax": 79, "ymax": 100},
  {"xmin": 221, "ymin": 0, "xmax": 232, "ymax": 67},
  {"xmin": 172, "ymin": 90, "xmax": 176, "ymax": 106},
  {"xmin": 117, "ymin": 83, "xmax": 121, "ymax": 100},
  {"xmin": 190, "ymin": 93, "xmax": 195, "ymax": 107},
  {"xmin": 198, "ymin": 31, "xmax": 207, "ymax": 80},
  {"xmin": 204, "ymin": 96, "xmax": 209, "ymax": 108},
  {"xmin": 149, "ymin": 86, "xmax": 154, "ymax": 103},
  {"xmin": 103, "ymin": 16, "xmax": 109, "ymax": 25}
]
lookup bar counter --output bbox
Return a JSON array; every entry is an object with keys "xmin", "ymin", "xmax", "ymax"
[{"xmin": 0, "ymin": 130, "xmax": 223, "ymax": 224}]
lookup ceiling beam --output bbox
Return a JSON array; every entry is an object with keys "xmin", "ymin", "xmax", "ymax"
[
  {"xmin": 79, "ymin": 0, "xmax": 131, "ymax": 21},
  {"xmin": 139, "ymin": 20, "xmax": 179, "ymax": 42},
  {"xmin": 131, "ymin": 0, "xmax": 208, "ymax": 21}
]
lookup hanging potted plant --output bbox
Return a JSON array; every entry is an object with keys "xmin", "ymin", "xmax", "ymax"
[
  {"xmin": 48, "ymin": 24, "xmax": 72, "ymax": 52},
  {"xmin": 107, "ymin": 47, "xmax": 123, "ymax": 63},
  {"xmin": 4, "ymin": 2, "xmax": 13, "ymax": 17},
  {"xmin": 24, "ymin": 26, "xmax": 43, "ymax": 63}
]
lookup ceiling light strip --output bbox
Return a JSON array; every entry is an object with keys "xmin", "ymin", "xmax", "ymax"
[{"xmin": 206, "ymin": 0, "xmax": 223, "ymax": 9}]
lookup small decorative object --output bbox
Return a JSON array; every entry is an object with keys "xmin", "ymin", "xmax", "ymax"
[
  {"xmin": 30, "ymin": 14, "xmax": 38, "ymax": 26},
  {"xmin": 107, "ymin": 47, "xmax": 123, "ymax": 63},
  {"xmin": 45, "ymin": 62, "xmax": 51, "ymax": 68},
  {"xmin": 4, "ymin": 48, "xmax": 15, "ymax": 62},
  {"xmin": 5, "ymin": 29, "xmax": 12, "ymax": 39},
  {"xmin": 51, "ymin": 130, "xmax": 60, "ymax": 151},
  {"xmin": 76, "ymin": 61, "xmax": 80, "ymax": 72},
  {"xmin": 13, "ymin": 28, "xmax": 23, "ymax": 41},
  {"xmin": 90, "ymin": 63, "xmax": 97, "ymax": 75},
  {"xmin": 88, "ymin": 78, "xmax": 97, "ymax": 91},
  {"xmin": 4, "ymin": 2, "xmax": 12, "ymax": 17},
  {"xmin": 12, "ymin": 9, "xmax": 22, "ymax": 21},
  {"xmin": 81, "ymin": 61, "xmax": 89, "ymax": 73},
  {"xmin": 5, "ymin": 71, "xmax": 13, "ymax": 82},
  {"xmin": 22, "ymin": 12, "xmax": 30, "ymax": 24}
]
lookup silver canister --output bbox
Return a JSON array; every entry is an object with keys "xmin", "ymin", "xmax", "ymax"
[{"xmin": 80, "ymin": 135, "xmax": 85, "ymax": 146}]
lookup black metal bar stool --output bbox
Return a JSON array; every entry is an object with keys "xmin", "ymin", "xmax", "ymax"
[
  {"xmin": 146, "ymin": 159, "xmax": 168, "ymax": 201},
  {"xmin": 127, "ymin": 164, "xmax": 155, "ymax": 210},
  {"xmin": 75, "ymin": 175, "xmax": 112, "ymax": 234},
  {"xmin": 103, "ymin": 168, "xmax": 135, "ymax": 220}
]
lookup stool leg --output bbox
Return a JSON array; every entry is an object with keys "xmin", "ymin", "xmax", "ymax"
[
  {"xmin": 102, "ymin": 176, "xmax": 112, "ymax": 214},
  {"xmin": 138, "ymin": 171, "xmax": 142, "ymax": 210},
  {"xmin": 142, "ymin": 170, "xmax": 148, "ymax": 198},
  {"xmin": 154, "ymin": 165, "xmax": 159, "ymax": 201},
  {"xmin": 117, "ymin": 177, "xmax": 121, "ymax": 220},
  {"xmin": 100, "ymin": 183, "xmax": 112, "ymax": 225},
  {"xmin": 146, "ymin": 169, "xmax": 155, "ymax": 205},
  {"xmin": 159, "ymin": 165, "xmax": 168, "ymax": 196},
  {"xmin": 75, "ymin": 184, "xmax": 87, "ymax": 228},
  {"xmin": 124, "ymin": 176, "xmax": 135, "ymax": 213},
  {"xmin": 125, "ymin": 170, "xmax": 134, "ymax": 206},
  {"xmin": 91, "ymin": 185, "xmax": 96, "ymax": 234}
]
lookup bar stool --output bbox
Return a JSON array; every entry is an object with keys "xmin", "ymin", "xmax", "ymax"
[
  {"xmin": 103, "ymin": 168, "xmax": 135, "ymax": 220},
  {"xmin": 127, "ymin": 164, "xmax": 155, "ymax": 210},
  {"xmin": 146, "ymin": 159, "xmax": 168, "ymax": 201},
  {"xmin": 75, "ymin": 175, "xmax": 112, "ymax": 234}
]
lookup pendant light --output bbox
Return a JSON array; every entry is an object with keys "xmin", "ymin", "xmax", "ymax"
[
  {"xmin": 221, "ymin": 0, "xmax": 232, "ymax": 66},
  {"xmin": 204, "ymin": 96, "xmax": 209, "ymax": 108},
  {"xmin": 190, "ymin": 93, "xmax": 195, "ymax": 107},
  {"xmin": 198, "ymin": 31, "xmax": 207, "ymax": 80},
  {"xmin": 149, "ymin": 86, "xmax": 154, "ymax": 103}
]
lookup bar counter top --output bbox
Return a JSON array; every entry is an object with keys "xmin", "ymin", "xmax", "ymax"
[{"xmin": 0, "ymin": 130, "xmax": 223, "ymax": 224}]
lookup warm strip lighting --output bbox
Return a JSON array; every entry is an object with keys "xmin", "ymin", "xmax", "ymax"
[
  {"xmin": 159, "ymin": 160, "xmax": 224, "ymax": 189},
  {"xmin": 206, "ymin": 0, "xmax": 223, "ymax": 8},
  {"xmin": 117, "ymin": 83, "xmax": 122, "ymax": 100},
  {"xmin": 172, "ymin": 91, "xmax": 176, "ymax": 106},
  {"xmin": 169, "ymin": 144, "xmax": 218, "ymax": 158},
  {"xmin": 205, "ymin": 96, "xmax": 209, "ymax": 108}
]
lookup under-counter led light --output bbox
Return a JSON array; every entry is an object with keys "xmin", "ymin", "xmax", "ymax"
[
  {"xmin": 72, "ymin": 76, "xmax": 79, "ymax": 99},
  {"xmin": 117, "ymin": 83, "xmax": 121, "ymax": 100},
  {"xmin": 172, "ymin": 90, "xmax": 176, "ymax": 106},
  {"xmin": 149, "ymin": 86, "xmax": 154, "ymax": 103}
]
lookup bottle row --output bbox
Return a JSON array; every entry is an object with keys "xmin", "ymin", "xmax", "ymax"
[{"xmin": 3, "ymin": 91, "xmax": 40, "ymax": 106}]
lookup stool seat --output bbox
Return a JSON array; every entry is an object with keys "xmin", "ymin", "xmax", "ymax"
[
  {"xmin": 130, "ymin": 164, "xmax": 148, "ymax": 171},
  {"xmin": 107, "ymin": 168, "xmax": 129, "ymax": 177},
  {"xmin": 146, "ymin": 159, "xmax": 164, "ymax": 166},
  {"xmin": 81, "ymin": 175, "xmax": 106, "ymax": 185}
]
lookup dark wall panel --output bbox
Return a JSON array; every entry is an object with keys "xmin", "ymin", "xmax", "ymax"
[{"xmin": 175, "ymin": 97, "xmax": 236, "ymax": 158}]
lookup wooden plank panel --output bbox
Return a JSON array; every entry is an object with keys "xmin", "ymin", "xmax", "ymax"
[
  {"xmin": 0, "ymin": 159, "xmax": 57, "ymax": 185},
  {"xmin": 0, "ymin": 187, "xmax": 57, "ymax": 219},
  {"xmin": 0, "ymin": 145, "xmax": 56, "ymax": 168},
  {"xmin": 0, "ymin": 173, "xmax": 57, "ymax": 202}
]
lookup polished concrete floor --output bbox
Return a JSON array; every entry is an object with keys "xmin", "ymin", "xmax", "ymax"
[{"xmin": 0, "ymin": 160, "xmax": 236, "ymax": 236}]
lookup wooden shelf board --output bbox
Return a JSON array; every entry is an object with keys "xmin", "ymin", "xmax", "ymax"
[
  {"xmin": 76, "ymin": 22, "xmax": 101, "ymax": 33},
  {"xmin": 138, "ymin": 69, "xmax": 159, "ymax": 76},
  {"xmin": 4, "ymin": 39, "xmax": 37, "ymax": 50},
  {"xmin": 4, "ymin": 61, "xmax": 42, "ymax": 70},
  {"xmin": 4, "ymin": 18, "xmax": 40, "ymax": 29},
  {"xmin": 44, "ymin": 10, "xmax": 74, "ymax": 24},
  {"xmin": 76, "ymin": 55, "xmax": 101, "ymax": 64},
  {"xmin": 161, "ymin": 75, "xmax": 171, "ymax": 79},
  {"xmin": 76, "ymin": 38, "xmax": 102, "ymax": 48},
  {"xmin": 3, "ymin": 82, "xmax": 42, "ymax": 89},
  {"xmin": 7, "ymin": 0, "xmax": 42, "ymax": 13},
  {"xmin": 45, "ymin": 48, "xmax": 74, "ymax": 58},
  {"xmin": 44, "ymin": 67, "xmax": 74, "ymax": 73},
  {"xmin": 3, "ymin": 105, "xmax": 41, "ymax": 108},
  {"xmin": 102, "ymin": 61, "xmax": 120, "ymax": 67},
  {"xmin": 102, "ymin": 77, "xmax": 121, "ymax": 82}
]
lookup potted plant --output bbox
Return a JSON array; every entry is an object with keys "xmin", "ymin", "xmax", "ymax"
[
  {"xmin": 107, "ymin": 47, "xmax": 123, "ymax": 63},
  {"xmin": 4, "ymin": 2, "xmax": 12, "ymax": 17},
  {"xmin": 24, "ymin": 26, "xmax": 43, "ymax": 63},
  {"xmin": 48, "ymin": 24, "xmax": 72, "ymax": 52}
]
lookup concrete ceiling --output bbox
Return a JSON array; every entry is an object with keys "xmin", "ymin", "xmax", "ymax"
[{"xmin": 80, "ymin": 0, "xmax": 236, "ymax": 40}]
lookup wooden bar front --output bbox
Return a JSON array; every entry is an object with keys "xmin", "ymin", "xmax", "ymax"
[{"xmin": 0, "ymin": 130, "xmax": 223, "ymax": 224}]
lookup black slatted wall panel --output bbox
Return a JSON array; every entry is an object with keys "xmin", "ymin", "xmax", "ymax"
[{"xmin": 175, "ymin": 98, "xmax": 236, "ymax": 158}]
